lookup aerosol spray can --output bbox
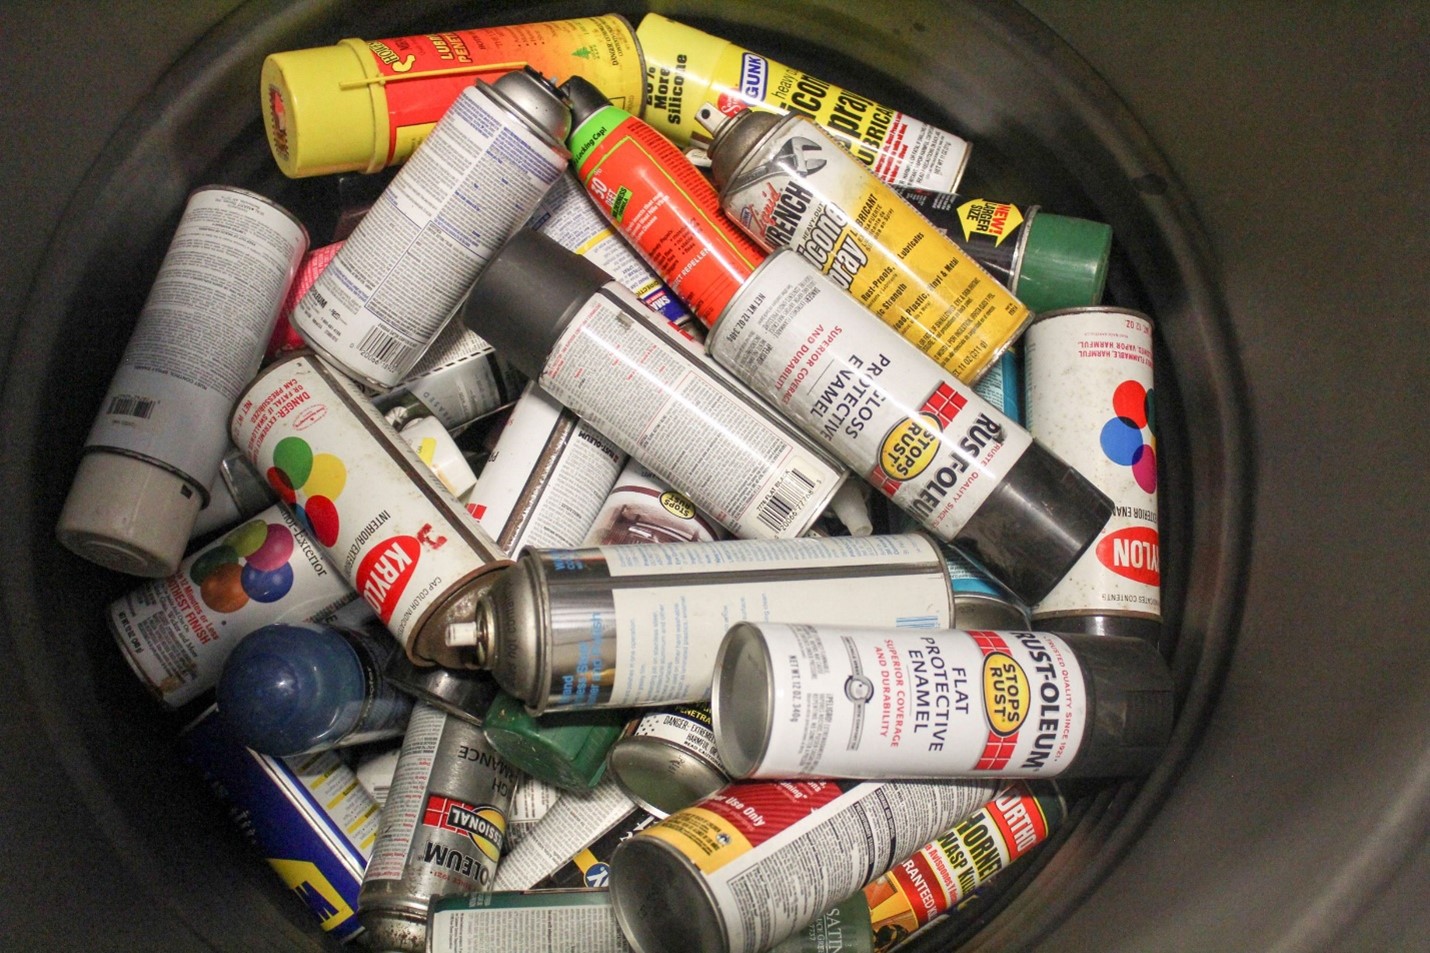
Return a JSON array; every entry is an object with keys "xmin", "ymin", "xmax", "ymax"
[
  {"xmin": 358, "ymin": 703, "xmax": 519, "ymax": 952},
  {"xmin": 491, "ymin": 776, "xmax": 638, "ymax": 890},
  {"xmin": 58, "ymin": 186, "xmax": 307, "ymax": 577},
  {"xmin": 892, "ymin": 190, "xmax": 1113, "ymax": 313},
  {"xmin": 230, "ymin": 353, "xmax": 511, "ymax": 668},
  {"xmin": 533, "ymin": 804, "xmax": 662, "ymax": 889},
  {"xmin": 865, "ymin": 781, "xmax": 1065, "ymax": 952},
  {"xmin": 268, "ymin": 241, "xmax": 344, "ymax": 359},
  {"xmin": 261, "ymin": 16, "xmax": 643, "ymax": 177},
  {"xmin": 636, "ymin": 13, "xmax": 971, "ymax": 192},
  {"xmin": 464, "ymin": 230, "xmax": 847, "ymax": 541},
  {"xmin": 190, "ymin": 446, "xmax": 278, "ymax": 539},
  {"xmin": 397, "ymin": 417, "xmax": 479, "ymax": 500},
  {"xmin": 180, "ymin": 706, "xmax": 381, "ymax": 943},
  {"xmin": 454, "ymin": 533, "xmax": 955, "ymax": 713},
  {"xmin": 562, "ymin": 76, "xmax": 766, "ymax": 328},
  {"xmin": 605, "ymin": 705, "xmax": 729, "ymax": 817},
  {"xmin": 712, "ymin": 622, "xmax": 1173, "ymax": 781},
  {"xmin": 706, "ymin": 248, "xmax": 1112, "ymax": 605},
  {"xmin": 108, "ymin": 503, "xmax": 355, "ymax": 708},
  {"xmin": 290, "ymin": 69, "xmax": 569, "ymax": 388},
  {"xmin": 1024, "ymin": 307, "xmax": 1162, "ymax": 641},
  {"xmin": 610, "ymin": 777, "xmax": 999, "ymax": 953},
  {"xmin": 585, "ymin": 460, "xmax": 726, "ymax": 546},
  {"xmin": 705, "ymin": 107, "xmax": 1029, "ymax": 384},
  {"xmin": 528, "ymin": 170, "xmax": 700, "ymax": 336},
  {"xmin": 373, "ymin": 320, "xmax": 523, "ymax": 434}
]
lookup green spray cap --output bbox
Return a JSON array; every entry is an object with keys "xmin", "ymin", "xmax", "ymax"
[
  {"xmin": 1016, "ymin": 211, "xmax": 1114, "ymax": 313},
  {"xmin": 481, "ymin": 691, "xmax": 627, "ymax": 791}
]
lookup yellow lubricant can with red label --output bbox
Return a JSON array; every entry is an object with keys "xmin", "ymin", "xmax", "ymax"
[
  {"xmin": 636, "ymin": 13, "xmax": 971, "ymax": 192},
  {"xmin": 707, "ymin": 108, "xmax": 1031, "ymax": 385},
  {"xmin": 261, "ymin": 15, "xmax": 644, "ymax": 177}
]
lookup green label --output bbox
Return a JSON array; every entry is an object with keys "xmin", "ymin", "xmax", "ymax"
[
  {"xmin": 569, "ymin": 104, "xmax": 630, "ymax": 170},
  {"xmin": 611, "ymin": 187, "xmax": 633, "ymax": 223}
]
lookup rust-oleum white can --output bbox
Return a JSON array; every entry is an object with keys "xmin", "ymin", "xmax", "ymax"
[
  {"xmin": 230, "ymin": 353, "xmax": 510, "ymax": 668},
  {"xmin": 707, "ymin": 248, "xmax": 1113, "ymax": 606},
  {"xmin": 1024, "ymin": 307, "xmax": 1162, "ymax": 641},
  {"xmin": 463, "ymin": 229, "xmax": 848, "ymax": 541},
  {"xmin": 290, "ymin": 70, "xmax": 569, "ymax": 388},
  {"xmin": 712, "ymin": 622, "xmax": 1173, "ymax": 782}
]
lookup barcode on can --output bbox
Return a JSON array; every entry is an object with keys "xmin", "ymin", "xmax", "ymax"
[
  {"xmin": 756, "ymin": 466, "xmax": 817, "ymax": 534},
  {"xmin": 106, "ymin": 395, "xmax": 157, "ymax": 419},
  {"xmin": 357, "ymin": 326, "xmax": 418, "ymax": 373}
]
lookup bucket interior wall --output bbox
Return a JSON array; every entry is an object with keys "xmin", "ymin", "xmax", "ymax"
[{"xmin": 1, "ymin": 1, "xmax": 1423, "ymax": 951}]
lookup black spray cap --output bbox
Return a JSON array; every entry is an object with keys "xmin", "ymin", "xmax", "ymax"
[
  {"xmin": 954, "ymin": 440, "xmax": 1114, "ymax": 605},
  {"xmin": 1060, "ymin": 632, "xmax": 1175, "ymax": 778},
  {"xmin": 462, "ymin": 229, "xmax": 614, "ymax": 381},
  {"xmin": 559, "ymin": 75, "xmax": 615, "ymax": 128}
]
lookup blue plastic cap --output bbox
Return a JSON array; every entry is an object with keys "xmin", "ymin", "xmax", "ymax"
[{"xmin": 216, "ymin": 622, "xmax": 366, "ymax": 756}]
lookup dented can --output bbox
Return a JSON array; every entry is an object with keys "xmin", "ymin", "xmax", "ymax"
[
  {"xmin": 605, "ymin": 705, "xmax": 729, "ymax": 817},
  {"xmin": 458, "ymin": 533, "xmax": 955, "ymax": 713},
  {"xmin": 712, "ymin": 622, "xmax": 1174, "ymax": 780},
  {"xmin": 636, "ymin": 13, "xmax": 970, "ymax": 192},
  {"xmin": 261, "ymin": 16, "xmax": 643, "ymax": 178},
  {"xmin": 1025, "ymin": 307, "xmax": 1162, "ymax": 641},
  {"xmin": 230, "ymin": 353, "xmax": 511, "ymax": 668},
  {"xmin": 290, "ymin": 69, "xmax": 569, "ymax": 388},
  {"xmin": 463, "ymin": 229, "xmax": 848, "ymax": 541},
  {"xmin": 358, "ymin": 703, "xmax": 519, "ymax": 952},
  {"xmin": 707, "ymin": 248, "xmax": 1112, "ymax": 605},
  {"xmin": 609, "ymin": 778, "xmax": 999, "ymax": 953}
]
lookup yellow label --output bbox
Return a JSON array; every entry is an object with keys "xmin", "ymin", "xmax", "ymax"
[
  {"xmin": 267, "ymin": 858, "xmax": 354, "ymax": 933},
  {"xmin": 659, "ymin": 490, "xmax": 697, "ymax": 520},
  {"xmin": 640, "ymin": 805, "xmax": 752, "ymax": 875},
  {"xmin": 391, "ymin": 121, "xmax": 438, "ymax": 166},
  {"xmin": 982, "ymin": 653, "xmax": 1029, "ymax": 736},
  {"xmin": 879, "ymin": 415, "xmax": 942, "ymax": 481},
  {"xmin": 865, "ymin": 872, "xmax": 922, "ymax": 950},
  {"xmin": 956, "ymin": 200, "xmax": 1024, "ymax": 246}
]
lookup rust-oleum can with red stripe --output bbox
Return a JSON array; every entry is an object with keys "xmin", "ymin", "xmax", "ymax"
[{"xmin": 711, "ymin": 622, "xmax": 1173, "ymax": 781}]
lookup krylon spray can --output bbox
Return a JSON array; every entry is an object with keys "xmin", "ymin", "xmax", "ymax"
[
  {"xmin": 707, "ymin": 248, "xmax": 1113, "ymax": 605},
  {"xmin": 864, "ymin": 781, "xmax": 1065, "ymax": 952},
  {"xmin": 610, "ymin": 777, "xmax": 999, "ymax": 953},
  {"xmin": 1024, "ymin": 307, "xmax": 1162, "ymax": 641},
  {"xmin": 454, "ymin": 533, "xmax": 955, "ymax": 713},
  {"xmin": 230, "ymin": 353, "xmax": 511, "ymax": 668},
  {"xmin": 464, "ymin": 229, "xmax": 848, "ymax": 541},
  {"xmin": 705, "ymin": 107, "xmax": 1029, "ymax": 384},
  {"xmin": 892, "ymin": 189, "xmax": 1113, "ymax": 313},
  {"xmin": 261, "ymin": 15, "xmax": 644, "ymax": 177},
  {"xmin": 605, "ymin": 705, "xmax": 729, "ymax": 817},
  {"xmin": 58, "ymin": 186, "xmax": 307, "ymax": 577},
  {"xmin": 562, "ymin": 76, "xmax": 767, "ymax": 328},
  {"xmin": 358, "ymin": 703, "xmax": 519, "ymax": 952},
  {"xmin": 108, "ymin": 502, "xmax": 355, "ymax": 708},
  {"xmin": 290, "ymin": 69, "xmax": 569, "ymax": 388},
  {"xmin": 712, "ymin": 622, "xmax": 1173, "ymax": 781},
  {"xmin": 636, "ymin": 13, "xmax": 971, "ymax": 192}
]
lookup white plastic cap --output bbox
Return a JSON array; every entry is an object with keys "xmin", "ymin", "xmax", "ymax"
[{"xmin": 56, "ymin": 451, "xmax": 203, "ymax": 577}]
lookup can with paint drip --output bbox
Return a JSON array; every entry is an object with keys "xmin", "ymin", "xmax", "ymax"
[
  {"xmin": 636, "ymin": 13, "xmax": 971, "ymax": 192},
  {"xmin": 230, "ymin": 353, "xmax": 511, "ymax": 669},
  {"xmin": 57, "ymin": 186, "xmax": 308, "ymax": 577},
  {"xmin": 261, "ymin": 15, "xmax": 644, "ymax": 178},
  {"xmin": 456, "ymin": 533, "xmax": 955, "ymax": 713},
  {"xmin": 1024, "ymin": 307, "xmax": 1163, "ymax": 641},
  {"xmin": 712, "ymin": 622, "xmax": 1174, "ymax": 780},
  {"xmin": 605, "ymin": 705, "xmax": 729, "ymax": 817},
  {"xmin": 706, "ymin": 248, "xmax": 1112, "ymax": 605},
  {"xmin": 463, "ymin": 229, "xmax": 847, "ymax": 541},
  {"xmin": 358, "ymin": 703, "xmax": 519, "ymax": 952},
  {"xmin": 289, "ymin": 69, "xmax": 569, "ymax": 388}
]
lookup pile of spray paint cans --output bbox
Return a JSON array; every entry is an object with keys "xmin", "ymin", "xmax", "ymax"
[{"xmin": 58, "ymin": 12, "xmax": 1173, "ymax": 953}]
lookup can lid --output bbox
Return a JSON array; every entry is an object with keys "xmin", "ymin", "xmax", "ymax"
[
  {"xmin": 463, "ymin": 229, "xmax": 611, "ymax": 380},
  {"xmin": 56, "ymin": 451, "xmax": 203, "ymax": 578},
  {"xmin": 481, "ymin": 691, "xmax": 627, "ymax": 791},
  {"xmin": 260, "ymin": 41, "xmax": 386, "ymax": 178},
  {"xmin": 953, "ymin": 440, "xmax": 1114, "ymax": 605},
  {"xmin": 559, "ymin": 74, "xmax": 614, "ymax": 130},
  {"xmin": 710, "ymin": 623, "xmax": 774, "ymax": 779},
  {"xmin": 491, "ymin": 68, "xmax": 572, "ymax": 150},
  {"xmin": 611, "ymin": 832, "xmax": 730, "ymax": 953},
  {"xmin": 1060, "ymin": 633, "xmax": 1175, "ymax": 777},
  {"xmin": 706, "ymin": 109, "xmax": 783, "ymax": 191},
  {"xmin": 1015, "ymin": 211, "xmax": 1114, "ymax": 312}
]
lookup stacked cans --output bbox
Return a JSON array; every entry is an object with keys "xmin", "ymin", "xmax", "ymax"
[{"xmin": 59, "ymin": 11, "xmax": 1180, "ymax": 953}]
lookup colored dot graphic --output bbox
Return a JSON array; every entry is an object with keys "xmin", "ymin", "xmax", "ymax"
[
  {"xmin": 1099, "ymin": 380, "xmax": 1157, "ymax": 493},
  {"xmin": 190, "ymin": 518, "xmax": 296, "ymax": 612},
  {"xmin": 267, "ymin": 436, "xmax": 346, "ymax": 547}
]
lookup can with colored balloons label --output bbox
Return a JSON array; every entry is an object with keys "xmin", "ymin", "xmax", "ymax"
[
  {"xmin": 230, "ymin": 353, "xmax": 511, "ymax": 667},
  {"xmin": 1024, "ymin": 307, "xmax": 1161, "ymax": 640},
  {"xmin": 107, "ymin": 502, "xmax": 355, "ymax": 709}
]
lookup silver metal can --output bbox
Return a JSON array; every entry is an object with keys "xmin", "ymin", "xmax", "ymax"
[
  {"xmin": 605, "ymin": 705, "xmax": 729, "ymax": 817},
  {"xmin": 374, "ymin": 320, "xmax": 524, "ymax": 433},
  {"xmin": 454, "ymin": 533, "xmax": 956, "ymax": 713},
  {"xmin": 358, "ymin": 703, "xmax": 519, "ymax": 952}
]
